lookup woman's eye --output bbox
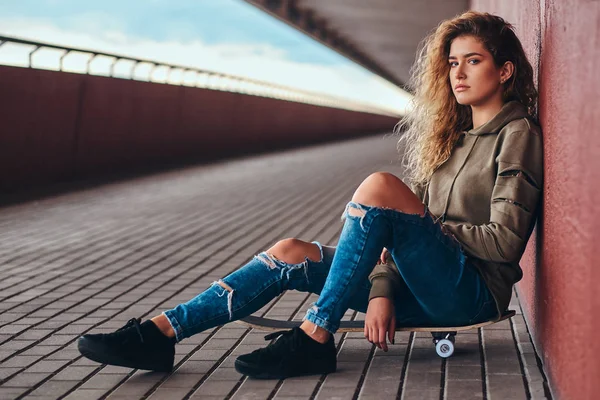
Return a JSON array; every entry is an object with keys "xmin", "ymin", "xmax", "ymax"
[
  {"xmin": 449, "ymin": 61, "xmax": 458, "ymax": 67},
  {"xmin": 468, "ymin": 59, "xmax": 480, "ymax": 64}
]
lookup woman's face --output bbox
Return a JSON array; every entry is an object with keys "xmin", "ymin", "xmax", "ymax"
[{"xmin": 448, "ymin": 35, "xmax": 507, "ymax": 107}]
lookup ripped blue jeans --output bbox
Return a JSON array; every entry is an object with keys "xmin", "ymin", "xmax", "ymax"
[{"xmin": 164, "ymin": 201, "xmax": 497, "ymax": 341}]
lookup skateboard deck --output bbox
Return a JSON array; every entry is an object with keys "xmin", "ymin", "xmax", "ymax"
[{"xmin": 237, "ymin": 310, "xmax": 515, "ymax": 333}]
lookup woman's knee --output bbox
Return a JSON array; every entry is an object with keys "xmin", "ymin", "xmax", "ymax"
[
  {"xmin": 266, "ymin": 238, "xmax": 322, "ymax": 264},
  {"xmin": 352, "ymin": 172, "xmax": 424, "ymax": 215}
]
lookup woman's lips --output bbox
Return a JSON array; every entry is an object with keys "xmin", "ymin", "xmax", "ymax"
[{"xmin": 455, "ymin": 85, "xmax": 469, "ymax": 92}]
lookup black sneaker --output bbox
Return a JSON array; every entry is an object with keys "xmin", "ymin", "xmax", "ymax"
[
  {"xmin": 234, "ymin": 327, "xmax": 336, "ymax": 379},
  {"xmin": 78, "ymin": 318, "xmax": 175, "ymax": 372}
]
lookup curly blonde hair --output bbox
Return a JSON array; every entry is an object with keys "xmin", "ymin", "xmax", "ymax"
[{"xmin": 398, "ymin": 11, "xmax": 538, "ymax": 185}]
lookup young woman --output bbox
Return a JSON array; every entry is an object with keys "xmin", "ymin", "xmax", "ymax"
[{"xmin": 78, "ymin": 11, "xmax": 543, "ymax": 379}]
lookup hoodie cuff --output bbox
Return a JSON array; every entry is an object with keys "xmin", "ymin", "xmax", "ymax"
[{"xmin": 368, "ymin": 277, "xmax": 396, "ymax": 302}]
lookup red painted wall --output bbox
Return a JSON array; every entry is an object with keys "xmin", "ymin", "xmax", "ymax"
[
  {"xmin": 0, "ymin": 66, "xmax": 398, "ymax": 191},
  {"xmin": 470, "ymin": 1, "xmax": 600, "ymax": 399}
]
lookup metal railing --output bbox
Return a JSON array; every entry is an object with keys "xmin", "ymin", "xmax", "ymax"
[{"xmin": 0, "ymin": 35, "xmax": 400, "ymax": 117}]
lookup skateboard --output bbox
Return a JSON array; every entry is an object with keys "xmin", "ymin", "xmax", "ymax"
[{"xmin": 237, "ymin": 310, "xmax": 515, "ymax": 358}]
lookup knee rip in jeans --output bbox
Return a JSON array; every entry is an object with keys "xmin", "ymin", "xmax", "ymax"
[
  {"xmin": 341, "ymin": 202, "xmax": 396, "ymax": 230},
  {"xmin": 255, "ymin": 252, "xmax": 311, "ymax": 284},
  {"xmin": 341, "ymin": 202, "xmax": 369, "ymax": 230},
  {"xmin": 211, "ymin": 280, "xmax": 235, "ymax": 321},
  {"xmin": 342, "ymin": 201, "xmax": 427, "ymax": 230}
]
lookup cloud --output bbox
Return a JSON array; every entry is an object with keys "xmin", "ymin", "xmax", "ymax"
[{"xmin": 0, "ymin": 16, "xmax": 411, "ymax": 114}]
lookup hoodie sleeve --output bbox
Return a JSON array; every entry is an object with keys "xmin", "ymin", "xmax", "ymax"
[
  {"xmin": 367, "ymin": 252, "xmax": 401, "ymax": 301},
  {"xmin": 444, "ymin": 129, "xmax": 543, "ymax": 263}
]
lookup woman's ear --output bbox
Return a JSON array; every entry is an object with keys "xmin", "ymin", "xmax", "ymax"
[{"xmin": 500, "ymin": 61, "xmax": 515, "ymax": 83}]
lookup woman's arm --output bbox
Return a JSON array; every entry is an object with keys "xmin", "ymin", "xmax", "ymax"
[
  {"xmin": 445, "ymin": 128, "xmax": 543, "ymax": 262},
  {"xmin": 368, "ymin": 254, "xmax": 401, "ymax": 301},
  {"xmin": 366, "ymin": 258, "xmax": 399, "ymax": 351}
]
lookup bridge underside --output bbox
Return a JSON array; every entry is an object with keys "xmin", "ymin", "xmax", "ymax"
[{"xmin": 244, "ymin": 0, "xmax": 469, "ymax": 88}]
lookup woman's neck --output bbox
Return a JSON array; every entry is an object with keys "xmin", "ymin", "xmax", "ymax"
[{"xmin": 471, "ymin": 98, "xmax": 505, "ymax": 129}]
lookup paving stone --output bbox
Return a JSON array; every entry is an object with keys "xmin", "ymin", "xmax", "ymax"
[
  {"xmin": 62, "ymin": 388, "xmax": 107, "ymax": 400},
  {"xmin": 321, "ymin": 371, "xmax": 363, "ymax": 388},
  {"xmin": 486, "ymin": 358, "xmax": 522, "ymax": 375},
  {"xmin": 404, "ymin": 348, "xmax": 442, "ymax": 372},
  {"xmin": 159, "ymin": 373, "xmax": 202, "ymax": 388},
  {"xmin": 0, "ymin": 355, "xmax": 42, "ymax": 368},
  {"xmin": 196, "ymin": 379, "xmax": 238, "ymax": 396},
  {"xmin": 0, "ymin": 368, "xmax": 21, "ymax": 380},
  {"xmin": 45, "ymin": 348, "xmax": 80, "ymax": 360},
  {"xmin": 107, "ymin": 381, "xmax": 152, "ymax": 397},
  {"xmin": 11, "ymin": 329, "xmax": 53, "ymax": 341},
  {"xmin": 2, "ymin": 372, "xmax": 48, "ymax": 387},
  {"xmin": 403, "ymin": 371, "xmax": 442, "ymax": 392},
  {"xmin": 23, "ymin": 359, "xmax": 70, "ymax": 373},
  {"xmin": 400, "ymin": 389, "xmax": 440, "ymax": 400},
  {"xmin": 28, "ymin": 379, "xmax": 80, "ymax": 397},
  {"xmin": 275, "ymin": 379, "xmax": 318, "ymax": 396},
  {"xmin": 206, "ymin": 367, "xmax": 240, "ymax": 381},
  {"xmin": 19, "ymin": 345, "xmax": 61, "ymax": 356},
  {"xmin": 446, "ymin": 379, "xmax": 484, "ymax": 399},
  {"xmin": 174, "ymin": 344, "xmax": 197, "ymax": 355},
  {"xmin": 359, "ymin": 378, "xmax": 400, "ymax": 398},
  {"xmin": 314, "ymin": 386, "xmax": 357, "ymax": 399},
  {"xmin": 189, "ymin": 395, "xmax": 230, "ymax": 400},
  {"xmin": 446, "ymin": 364, "xmax": 482, "ymax": 381},
  {"xmin": 147, "ymin": 387, "xmax": 190, "ymax": 399},
  {"xmin": 53, "ymin": 366, "xmax": 98, "ymax": 381},
  {"xmin": 0, "ymin": 387, "xmax": 28, "ymax": 399},
  {"xmin": 0, "ymin": 325, "xmax": 27, "ymax": 335},
  {"xmin": 71, "ymin": 357, "xmax": 101, "ymax": 367},
  {"xmin": 80, "ymin": 373, "xmax": 128, "ymax": 389},
  {"xmin": 177, "ymin": 360, "xmax": 216, "ymax": 375},
  {"xmin": 99, "ymin": 365, "xmax": 134, "ymax": 375},
  {"xmin": 0, "ymin": 340, "xmax": 36, "ymax": 351},
  {"xmin": 202, "ymin": 339, "xmax": 240, "ymax": 350},
  {"xmin": 487, "ymin": 374, "xmax": 527, "ymax": 399}
]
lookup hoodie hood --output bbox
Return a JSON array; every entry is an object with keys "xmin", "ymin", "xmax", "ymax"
[{"xmin": 466, "ymin": 101, "xmax": 530, "ymax": 136}]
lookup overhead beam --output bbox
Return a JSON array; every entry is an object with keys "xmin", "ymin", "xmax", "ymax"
[{"xmin": 244, "ymin": 0, "xmax": 405, "ymax": 88}]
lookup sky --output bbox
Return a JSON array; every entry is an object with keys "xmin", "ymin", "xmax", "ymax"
[{"xmin": 0, "ymin": 0, "xmax": 411, "ymax": 113}]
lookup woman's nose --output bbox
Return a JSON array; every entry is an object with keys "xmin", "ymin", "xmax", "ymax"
[{"xmin": 454, "ymin": 66, "xmax": 466, "ymax": 80}]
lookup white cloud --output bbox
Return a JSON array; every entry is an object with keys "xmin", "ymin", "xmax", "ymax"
[{"xmin": 0, "ymin": 16, "xmax": 411, "ymax": 114}]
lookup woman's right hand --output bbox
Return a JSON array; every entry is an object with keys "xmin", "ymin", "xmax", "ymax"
[{"xmin": 364, "ymin": 297, "xmax": 396, "ymax": 352}]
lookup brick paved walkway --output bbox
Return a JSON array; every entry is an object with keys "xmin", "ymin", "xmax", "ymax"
[{"xmin": 0, "ymin": 135, "xmax": 549, "ymax": 399}]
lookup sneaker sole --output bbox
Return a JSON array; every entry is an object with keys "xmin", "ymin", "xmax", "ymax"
[
  {"xmin": 234, "ymin": 359, "xmax": 335, "ymax": 379},
  {"xmin": 78, "ymin": 337, "xmax": 173, "ymax": 372}
]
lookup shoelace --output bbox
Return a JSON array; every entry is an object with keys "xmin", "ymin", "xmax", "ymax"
[
  {"xmin": 115, "ymin": 318, "xmax": 145, "ymax": 343},
  {"xmin": 260, "ymin": 328, "xmax": 302, "ymax": 357}
]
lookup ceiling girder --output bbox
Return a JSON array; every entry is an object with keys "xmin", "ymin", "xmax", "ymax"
[{"xmin": 245, "ymin": 0, "xmax": 404, "ymax": 88}]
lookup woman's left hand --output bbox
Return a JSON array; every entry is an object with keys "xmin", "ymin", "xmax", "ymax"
[{"xmin": 380, "ymin": 247, "xmax": 389, "ymax": 264}]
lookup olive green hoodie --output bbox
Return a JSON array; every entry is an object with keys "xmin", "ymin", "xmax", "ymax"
[{"xmin": 368, "ymin": 101, "xmax": 543, "ymax": 318}]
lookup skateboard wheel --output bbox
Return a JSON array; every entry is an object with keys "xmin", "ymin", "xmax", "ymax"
[{"xmin": 435, "ymin": 339, "xmax": 454, "ymax": 358}]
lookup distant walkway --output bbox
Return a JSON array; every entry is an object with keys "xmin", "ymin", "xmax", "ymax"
[{"xmin": 0, "ymin": 135, "xmax": 548, "ymax": 399}]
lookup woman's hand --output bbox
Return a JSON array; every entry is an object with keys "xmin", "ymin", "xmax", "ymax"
[
  {"xmin": 364, "ymin": 297, "xmax": 396, "ymax": 352},
  {"xmin": 379, "ymin": 247, "xmax": 389, "ymax": 264}
]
